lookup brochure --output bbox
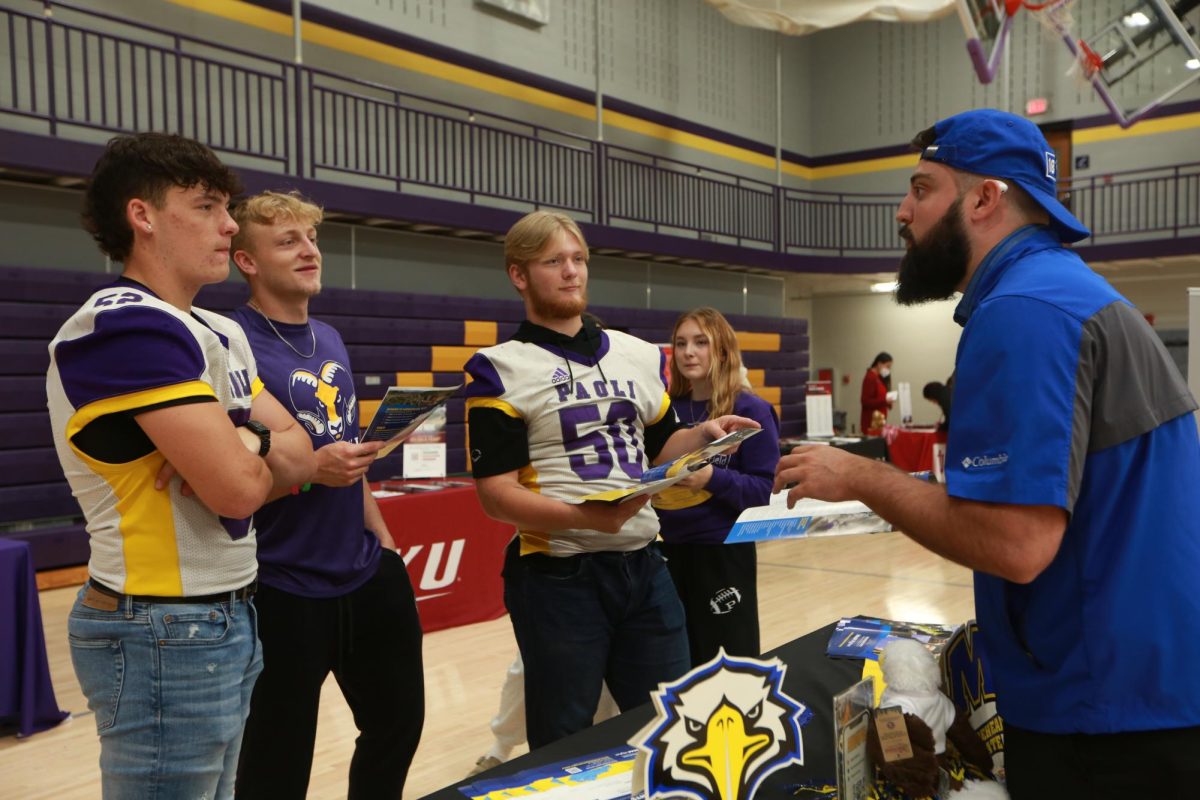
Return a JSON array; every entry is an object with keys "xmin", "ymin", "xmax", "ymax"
[
  {"xmin": 360, "ymin": 385, "xmax": 461, "ymax": 459},
  {"xmin": 568, "ymin": 428, "xmax": 762, "ymax": 504},
  {"xmin": 826, "ymin": 616, "xmax": 957, "ymax": 660},
  {"xmin": 459, "ymin": 745, "xmax": 638, "ymax": 800},
  {"xmin": 724, "ymin": 493, "xmax": 892, "ymax": 543}
]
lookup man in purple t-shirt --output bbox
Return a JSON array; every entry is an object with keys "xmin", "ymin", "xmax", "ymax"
[{"xmin": 229, "ymin": 191, "xmax": 424, "ymax": 799}]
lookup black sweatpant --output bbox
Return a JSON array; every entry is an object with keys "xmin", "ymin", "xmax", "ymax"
[
  {"xmin": 1005, "ymin": 722, "xmax": 1200, "ymax": 799},
  {"xmin": 660, "ymin": 541, "xmax": 759, "ymax": 667},
  {"xmin": 235, "ymin": 549, "xmax": 425, "ymax": 799}
]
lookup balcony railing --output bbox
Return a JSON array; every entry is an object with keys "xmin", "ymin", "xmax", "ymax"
[{"xmin": 2, "ymin": 1, "xmax": 1197, "ymax": 260}]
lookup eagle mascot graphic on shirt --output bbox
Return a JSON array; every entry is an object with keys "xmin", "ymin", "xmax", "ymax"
[{"xmin": 636, "ymin": 651, "xmax": 810, "ymax": 800}]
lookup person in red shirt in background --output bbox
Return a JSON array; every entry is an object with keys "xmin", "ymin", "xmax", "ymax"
[{"xmin": 860, "ymin": 351, "xmax": 894, "ymax": 434}]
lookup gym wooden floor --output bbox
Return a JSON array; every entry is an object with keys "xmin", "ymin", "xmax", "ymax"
[{"xmin": 0, "ymin": 533, "xmax": 974, "ymax": 799}]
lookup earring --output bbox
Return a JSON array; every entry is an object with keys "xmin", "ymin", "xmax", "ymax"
[{"xmin": 145, "ymin": 224, "xmax": 152, "ymax": 232}]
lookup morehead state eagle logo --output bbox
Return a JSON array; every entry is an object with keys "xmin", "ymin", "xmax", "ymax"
[{"xmin": 636, "ymin": 651, "xmax": 810, "ymax": 800}]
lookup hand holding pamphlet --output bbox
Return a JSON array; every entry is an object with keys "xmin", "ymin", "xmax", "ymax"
[
  {"xmin": 360, "ymin": 385, "xmax": 462, "ymax": 459},
  {"xmin": 568, "ymin": 428, "xmax": 762, "ymax": 504}
]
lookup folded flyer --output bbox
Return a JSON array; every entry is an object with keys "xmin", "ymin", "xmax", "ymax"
[
  {"xmin": 570, "ymin": 428, "xmax": 762, "ymax": 504},
  {"xmin": 360, "ymin": 385, "xmax": 461, "ymax": 459},
  {"xmin": 725, "ymin": 492, "xmax": 892, "ymax": 543}
]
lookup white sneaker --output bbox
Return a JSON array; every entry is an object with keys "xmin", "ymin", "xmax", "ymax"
[{"xmin": 467, "ymin": 755, "xmax": 503, "ymax": 777}]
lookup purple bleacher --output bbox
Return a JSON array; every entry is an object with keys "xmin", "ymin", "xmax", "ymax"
[
  {"xmin": 0, "ymin": 341, "xmax": 51, "ymax": 375},
  {"xmin": 5, "ymin": 525, "xmax": 92, "ymax": 572},
  {"xmin": 345, "ymin": 345, "xmax": 433, "ymax": 372},
  {"xmin": 0, "ymin": 302, "xmax": 76, "ymax": 339},
  {"xmin": 0, "ymin": 377, "xmax": 46, "ymax": 412},
  {"xmin": 0, "ymin": 413, "xmax": 53, "ymax": 450},
  {"xmin": 0, "ymin": 483, "xmax": 76, "ymax": 524},
  {"xmin": 324, "ymin": 317, "xmax": 466, "ymax": 345},
  {"xmin": 0, "ymin": 449, "xmax": 67, "ymax": 487},
  {"xmin": 762, "ymin": 368, "xmax": 808, "ymax": 387},
  {"xmin": 0, "ymin": 266, "xmax": 109, "ymax": 303},
  {"xmin": 778, "ymin": 419, "xmax": 805, "ymax": 437},
  {"xmin": 781, "ymin": 386, "xmax": 807, "ymax": 405},
  {"xmin": 743, "ymin": 352, "xmax": 805, "ymax": 369}
]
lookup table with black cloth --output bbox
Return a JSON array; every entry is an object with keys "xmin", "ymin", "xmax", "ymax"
[
  {"xmin": 0, "ymin": 538, "xmax": 69, "ymax": 738},
  {"xmin": 420, "ymin": 621, "xmax": 860, "ymax": 799}
]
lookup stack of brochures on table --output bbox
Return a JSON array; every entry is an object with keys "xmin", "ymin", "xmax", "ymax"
[
  {"xmin": 458, "ymin": 745, "xmax": 637, "ymax": 800},
  {"xmin": 826, "ymin": 615, "xmax": 956, "ymax": 660},
  {"xmin": 360, "ymin": 385, "xmax": 461, "ymax": 458},
  {"xmin": 568, "ymin": 428, "xmax": 762, "ymax": 504}
]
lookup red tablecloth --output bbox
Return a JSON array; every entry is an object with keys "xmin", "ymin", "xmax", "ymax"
[
  {"xmin": 885, "ymin": 428, "xmax": 946, "ymax": 472},
  {"xmin": 375, "ymin": 481, "xmax": 513, "ymax": 634}
]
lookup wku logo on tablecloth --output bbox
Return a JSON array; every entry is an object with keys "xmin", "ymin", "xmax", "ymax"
[{"xmin": 400, "ymin": 539, "xmax": 466, "ymax": 598}]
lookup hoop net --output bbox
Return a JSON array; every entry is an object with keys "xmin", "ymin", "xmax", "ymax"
[{"xmin": 1017, "ymin": 0, "xmax": 1104, "ymax": 85}]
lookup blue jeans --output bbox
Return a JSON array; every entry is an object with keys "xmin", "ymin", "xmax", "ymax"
[
  {"xmin": 68, "ymin": 586, "xmax": 262, "ymax": 800},
  {"xmin": 503, "ymin": 540, "xmax": 690, "ymax": 749}
]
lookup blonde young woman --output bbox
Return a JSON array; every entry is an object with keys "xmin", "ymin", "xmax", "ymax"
[{"xmin": 653, "ymin": 307, "xmax": 780, "ymax": 666}]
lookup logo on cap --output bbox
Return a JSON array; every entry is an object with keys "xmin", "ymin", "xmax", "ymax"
[{"xmin": 1045, "ymin": 151, "xmax": 1057, "ymax": 181}]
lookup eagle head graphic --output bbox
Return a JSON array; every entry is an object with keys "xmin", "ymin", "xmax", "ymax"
[{"xmin": 637, "ymin": 652, "xmax": 809, "ymax": 800}]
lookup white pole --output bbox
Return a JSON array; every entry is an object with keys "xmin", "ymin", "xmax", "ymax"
[
  {"xmin": 1189, "ymin": 288, "xmax": 1200, "ymax": 427},
  {"xmin": 293, "ymin": 0, "xmax": 303, "ymax": 64}
]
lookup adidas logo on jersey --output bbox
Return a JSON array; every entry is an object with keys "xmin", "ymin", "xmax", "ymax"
[{"xmin": 550, "ymin": 367, "xmax": 570, "ymax": 385}]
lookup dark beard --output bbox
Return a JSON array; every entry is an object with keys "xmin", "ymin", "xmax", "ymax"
[{"xmin": 895, "ymin": 198, "xmax": 971, "ymax": 306}]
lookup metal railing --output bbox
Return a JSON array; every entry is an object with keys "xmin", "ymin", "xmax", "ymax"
[{"xmin": 2, "ymin": 1, "xmax": 1197, "ymax": 259}]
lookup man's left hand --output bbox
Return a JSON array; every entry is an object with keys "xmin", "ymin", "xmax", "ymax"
[{"xmin": 315, "ymin": 440, "xmax": 386, "ymax": 486}]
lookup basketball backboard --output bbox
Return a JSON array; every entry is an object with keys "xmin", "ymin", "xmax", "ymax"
[{"xmin": 956, "ymin": 0, "xmax": 1200, "ymax": 127}]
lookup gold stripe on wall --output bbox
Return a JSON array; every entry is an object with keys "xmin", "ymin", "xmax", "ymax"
[
  {"xmin": 395, "ymin": 372, "xmax": 434, "ymax": 387},
  {"xmin": 432, "ymin": 345, "xmax": 481, "ymax": 372},
  {"xmin": 735, "ymin": 331, "xmax": 781, "ymax": 352},
  {"xmin": 773, "ymin": 403, "xmax": 782, "ymax": 420},
  {"xmin": 757, "ymin": 386, "xmax": 781, "ymax": 405},
  {"xmin": 463, "ymin": 321, "xmax": 498, "ymax": 346},
  {"xmin": 1072, "ymin": 111, "xmax": 1200, "ymax": 145},
  {"xmin": 746, "ymin": 368, "xmax": 766, "ymax": 387},
  {"xmin": 359, "ymin": 399, "xmax": 381, "ymax": 431}
]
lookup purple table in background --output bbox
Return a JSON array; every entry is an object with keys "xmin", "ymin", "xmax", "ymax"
[{"xmin": 0, "ymin": 538, "xmax": 68, "ymax": 738}]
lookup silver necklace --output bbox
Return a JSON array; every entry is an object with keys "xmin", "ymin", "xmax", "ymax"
[{"xmin": 248, "ymin": 301, "xmax": 317, "ymax": 359}]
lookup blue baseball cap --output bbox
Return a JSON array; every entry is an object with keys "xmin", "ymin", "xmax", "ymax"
[{"xmin": 919, "ymin": 109, "xmax": 1090, "ymax": 244}]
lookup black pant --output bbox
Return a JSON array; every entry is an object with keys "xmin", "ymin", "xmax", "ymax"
[
  {"xmin": 1005, "ymin": 722, "xmax": 1200, "ymax": 799},
  {"xmin": 660, "ymin": 541, "xmax": 759, "ymax": 667},
  {"xmin": 235, "ymin": 549, "xmax": 425, "ymax": 799}
]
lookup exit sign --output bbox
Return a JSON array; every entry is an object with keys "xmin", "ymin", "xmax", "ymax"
[{"xmin": 1026, "ymin": 97, "xmax": 1049, "ymax": 115}]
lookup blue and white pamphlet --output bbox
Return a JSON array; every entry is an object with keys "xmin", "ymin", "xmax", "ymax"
[
  {"xmin": 570, "ymin": 428, "xmax": 762, "ymax": 504},
  {"xmin": 459, "ymin": 745, "xmax": 639, "ymax": 800},
  {"xmin": 361, "ymin": 385, "xmax": 462, "ymax": 459},
  {"xmin": 725, "ymin": 493, "xmax": 892, "ymax": 543}
]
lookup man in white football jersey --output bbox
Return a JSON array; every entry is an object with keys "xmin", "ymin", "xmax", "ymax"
[
  {"xmin": 46, "ymin": 133, "xmax": 313, "ymax": 798},
  {"xmin": 465, "ymin": 210, "xmax": 758, "ymax": 748}
]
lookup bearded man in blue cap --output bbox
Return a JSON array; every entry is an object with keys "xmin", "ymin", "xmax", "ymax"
[{"xmin": 776, "ymin": 109, "xmax": 1200, "ymax": 796}]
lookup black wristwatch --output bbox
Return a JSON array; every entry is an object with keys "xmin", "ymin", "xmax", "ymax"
[{"xmin": 244, "ymin": 420, "xmax": 271, "ymax": 457}]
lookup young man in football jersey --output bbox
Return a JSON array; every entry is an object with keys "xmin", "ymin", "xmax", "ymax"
[
  {"xmin": 47, "ymin": 133, "xmax": 314, "ymax": 798},
  {"xmin": 465, "ymin": 210, "xmax": 759, "ymax": 748},
  {"xmin": 228, "ymin": 191, "xmax": 424, "ymax": 799}
]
